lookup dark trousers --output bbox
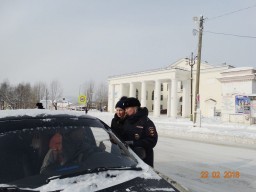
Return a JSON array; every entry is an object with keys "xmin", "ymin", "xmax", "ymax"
[{"xmin": 144, "ymin": 149, "xmax": 154, "ymax": 167}]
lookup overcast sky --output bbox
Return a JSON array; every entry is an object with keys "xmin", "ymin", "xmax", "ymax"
[{"xmin": 0, "ymin": 0, "xmax": 255, "ymax": 100}]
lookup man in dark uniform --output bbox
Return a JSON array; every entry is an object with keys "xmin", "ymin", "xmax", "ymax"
[{"xmin": 122, "ymin": 97, "xmax": 158, "ymax": 167}]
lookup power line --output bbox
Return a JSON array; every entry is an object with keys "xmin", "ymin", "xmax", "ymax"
[
  {"xmin": 207, "ymin": 4, "xmax": 256, "ymax": 21},
  {"xmin": 205, "ymin": 31, "xmax": 256, "ymax": 39}
]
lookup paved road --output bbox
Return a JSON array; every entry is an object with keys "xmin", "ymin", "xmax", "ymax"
[{"xmin": 154, "ymin": 136, "xmax": 256, "ymax": 192}]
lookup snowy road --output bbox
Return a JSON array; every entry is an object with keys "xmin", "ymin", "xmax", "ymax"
[
  {"xmin": 154, "ymin": 137, "xmax": 256, "ymax": 192},
  {"xmin": 89, "ymin": 110, "xmax": 256, "ymax": 191}
]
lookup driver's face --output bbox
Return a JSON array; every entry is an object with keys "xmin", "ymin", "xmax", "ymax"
[{"xmin": 49, "ymin": 133, "xmax": 62, "ymax": 151}]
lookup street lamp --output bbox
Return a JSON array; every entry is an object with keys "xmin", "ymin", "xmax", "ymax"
[{"xmin": 186, "ymin": 52, "xmax": 197, "ymax": 121}]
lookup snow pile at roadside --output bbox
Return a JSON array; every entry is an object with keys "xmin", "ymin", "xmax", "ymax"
[
  {"xmin": 151, "ymin": 115, "xmax": 256, "ymax": 145},
  {"xmin": 3, "ymin": 109, "xmax": 255, "ymax": 146},
  {"xmin": 89, "ymin": 110, "xmax": 256, "ymax": 146}
]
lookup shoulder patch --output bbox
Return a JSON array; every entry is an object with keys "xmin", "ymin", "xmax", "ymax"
[{"xmin": 148, "ymin": 127, "xmax": 156, "ymax": 136}]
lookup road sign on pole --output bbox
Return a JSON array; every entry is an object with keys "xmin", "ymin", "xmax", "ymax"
[{"xmin": 78, "ymin": 95, "xmax": 87, "ymax": 105}]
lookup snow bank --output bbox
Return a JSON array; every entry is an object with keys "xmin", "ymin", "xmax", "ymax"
[
  {"xmin": 88, "ymin": 110, "xmax": 256, "ymax": 147},
  {"xmin": 2, "ymin": 109, "xmax": 255, "ymax": 146}
]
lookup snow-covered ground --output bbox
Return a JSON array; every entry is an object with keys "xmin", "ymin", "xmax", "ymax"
[
  {"xmin": 155, "ymin": 137, "xmax": 256, "ymax": 192},
  {"xmin": 90, "ymin": 110, "xmax": 256, "ymax": 147},
  {"xmin": 2, "ymin": 109, "xmax": 255, "ymax": 147},
  {"xmin": 89, "ymin": 110, "xmax": 256, "ymax": 192}
]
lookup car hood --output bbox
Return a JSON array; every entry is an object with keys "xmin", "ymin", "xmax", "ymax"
[
  {"xmin": 35, "ymin": 164, "xmax": 165, "ymax": 192},
  {"xmin": 0, "ymin": 151, "xmax": 186, "ymax": 192}
]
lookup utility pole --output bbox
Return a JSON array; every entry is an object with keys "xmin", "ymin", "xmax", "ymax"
[
  {"xmin": 188, "ymin": 52, "xmax": 196, "ymax": 121},
  {"xmin": 193, "ymin": 15, "xmax": 204, "ymax": 125},
  {"xmin": 45, "ymin": 89, "xmax": 48, "ymax": 109}
]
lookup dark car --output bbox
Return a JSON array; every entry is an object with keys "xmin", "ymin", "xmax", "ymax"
[{"xmin": 0, "ymin": 109, "xmax": 188, "ymax": 192}]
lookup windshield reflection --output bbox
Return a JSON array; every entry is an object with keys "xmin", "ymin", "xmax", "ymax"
[{"xmin": 0, "ymin": 123, "xmax": 137, "ymax": 187}]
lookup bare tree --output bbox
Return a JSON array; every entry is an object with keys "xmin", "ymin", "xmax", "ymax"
[
  {"xmin": 15, "ymin": 83, "xmax": 33, "ymax": 109},
  {"xmin": 0, "ymin": 80, "xmax": 15, "ymax": 109},
  {"xmin": 81, "ymin": 80, "xmax": 95, "ymax": 109},
  {"xmin": 94, "ymin": 82, "xmax": 108, "ymax": 110},
  {"xmin": 33, "ymin": 82, "xmax": 47, "ymax": 102},
  {"xmin": 0, "ymin": 81, "xmax": 36, "ymax": 109},
  {"xmin": 49, "ymin": 80, "xmax": 63, "ymax": 110}
]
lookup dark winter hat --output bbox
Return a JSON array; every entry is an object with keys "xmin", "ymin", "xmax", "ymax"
[
  {"xmin": 115, "ymin": 96, "xmax": 127, "ymax": 109},
  {"xmin": 124, "ymin": 97, "xmax": 141, "ymax": 108}
]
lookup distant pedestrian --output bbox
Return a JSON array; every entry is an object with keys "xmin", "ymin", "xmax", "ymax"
[
  {"xmin": 111, "ymin": 96, "xmax": 127, "ymax": 140},
  {"xmin": 36, "ymin": 103, "xmax": 44, "ymax": 109},
  {"xmin": 85, "ymin": 107, "xmax": 88, "ymax": 114},
  {"xmin": 122, "ymin": 97, "xmax": 158, "ymax": 167}
]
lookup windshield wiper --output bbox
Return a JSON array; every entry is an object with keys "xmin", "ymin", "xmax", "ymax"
[
  {"xmin": 0, "ymin": 186, "xmax": 39, "ymax": 192},
  {"xmin": 46, "ymin": 166, "xmax": 142, "ymax": 183}
]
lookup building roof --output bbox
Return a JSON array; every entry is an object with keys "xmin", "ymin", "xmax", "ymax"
[{"xmin": 108, "ymin": 58, "xmax": 234, "ymax": 80}]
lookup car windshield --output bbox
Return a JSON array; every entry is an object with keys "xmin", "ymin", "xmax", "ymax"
[{"xmin": 0, "ymin": 116, "xmax": 137, "ymax": 189}]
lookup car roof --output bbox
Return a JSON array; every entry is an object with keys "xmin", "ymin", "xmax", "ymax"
[
  {"xmin": 0, "ymin": 109, "xmax": 100, "ymax": 134},
  {"xmin": 0, "ymin": 109, "xmax": 95, "ymax": 120}
]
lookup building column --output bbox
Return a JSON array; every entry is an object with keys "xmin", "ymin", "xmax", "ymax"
[
  {"xmin": 119, "ymin": 83, "xmax": 124, "ymax": 99},
  {"xmin": 182, "ymin": 80, "xmax": 190, "ymax": 117},
  {"xmin": 167, "ymin": 81, "xmax": 172, "ymax": 117},
  {"xmin": 108, "ymin": 84, "xmax": 115, "ymax": 113},
  {"xmin": 153, "ymin": 80, "xmax": 161, "ymax": 117},
  {"xmin": 129, "ymin": 82, "xmax": 135, "ymax": 97},
  {"xmin": 141, "ymin": 81, "xmax": 147, "ymax": 107},
  {"xmin": 171, "ymin": 79, "xmax": 177, "ymax": 118}
]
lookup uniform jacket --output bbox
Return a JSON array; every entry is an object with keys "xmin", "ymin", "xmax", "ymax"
[
  {"xmin": 111, "ymin": 114, "xmax": 127, "ymax": 140},
  {"xmin": 122, "ymin": 107, "xmax": 158, "ymax": 167}
]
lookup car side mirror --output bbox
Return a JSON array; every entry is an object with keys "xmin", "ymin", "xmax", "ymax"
[{"xmin": 133, "ymin": 147, "xmax": 146, "ymax": 159}]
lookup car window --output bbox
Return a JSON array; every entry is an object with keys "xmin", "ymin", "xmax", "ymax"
[{"xmin": 0, "ymin": 118, "xmax": 137, "ymax": 187}]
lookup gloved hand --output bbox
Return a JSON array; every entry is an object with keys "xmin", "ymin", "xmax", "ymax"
[{"xmin": 125, "ymin": 141, "xmax": 134, "ymax": 146}]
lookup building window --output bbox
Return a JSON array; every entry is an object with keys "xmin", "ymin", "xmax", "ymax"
[
  {"xmin": 161, "ymin": 95, "xmax": 163, "ymax": 101},
  {"xmin": 167, "ymin": 84, "xmax": 168, "ymax": 91},
  {"xmin": 180, "ymin": 82, "xmax": 183, "ymax": 90},
  {"xmin": 146, "ymin": 91, "xmax": 148, "ymax": 100},
  {"xmin": 161, "ymin": 83, "xmax": 163, "ymax": 91},
  {"xmin": 136, "ymin": 89, "xmax": 139, "ymax": 99},
  {"xmin": 160, "ymin": 105, "xmax": 163, "ymax": 110},
  {"xmin": 152, "ymin": 104, "xmax": 154, "ymax": 110},
  {"xmin": 152, "ymin": 91, "xmax": 154, "ymax": 100}
]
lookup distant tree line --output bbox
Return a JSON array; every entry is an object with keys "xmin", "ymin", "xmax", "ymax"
[
  {"xmin": 0, "ymin": 80, "xmax": 63, "ymax": 109},
  {"xmin": 0, "ymin": 79, "xmax": 108, "ymax": 110}
]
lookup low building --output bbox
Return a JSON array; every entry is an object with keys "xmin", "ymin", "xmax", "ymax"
[
  {"xmin": 108, "ymin": 59, "xmax": 233, "ymax": 118},
  {"xmin": 218, "ymin": 67, "xmax": 256, "ymax": 124},
  {"xmin": 108, "ymin": 58, "xmax": 256, "ymax": 124},
  {"xmin": 40, "ymin": 99, "xmax": 72, "ymax": 110}
]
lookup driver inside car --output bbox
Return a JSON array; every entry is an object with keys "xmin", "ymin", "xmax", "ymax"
[
  {"xmin": 40, "ymin": 133, "xmax": 65, "ymax": 173},
  {"xmin": 40, "ymin": 128, "xmax": 106, "ymax": 174}
]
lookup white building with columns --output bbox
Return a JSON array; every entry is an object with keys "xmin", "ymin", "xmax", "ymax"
[{"xmin": 108, "ymin": 58, "xmax": 234, "ymax": 118}]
